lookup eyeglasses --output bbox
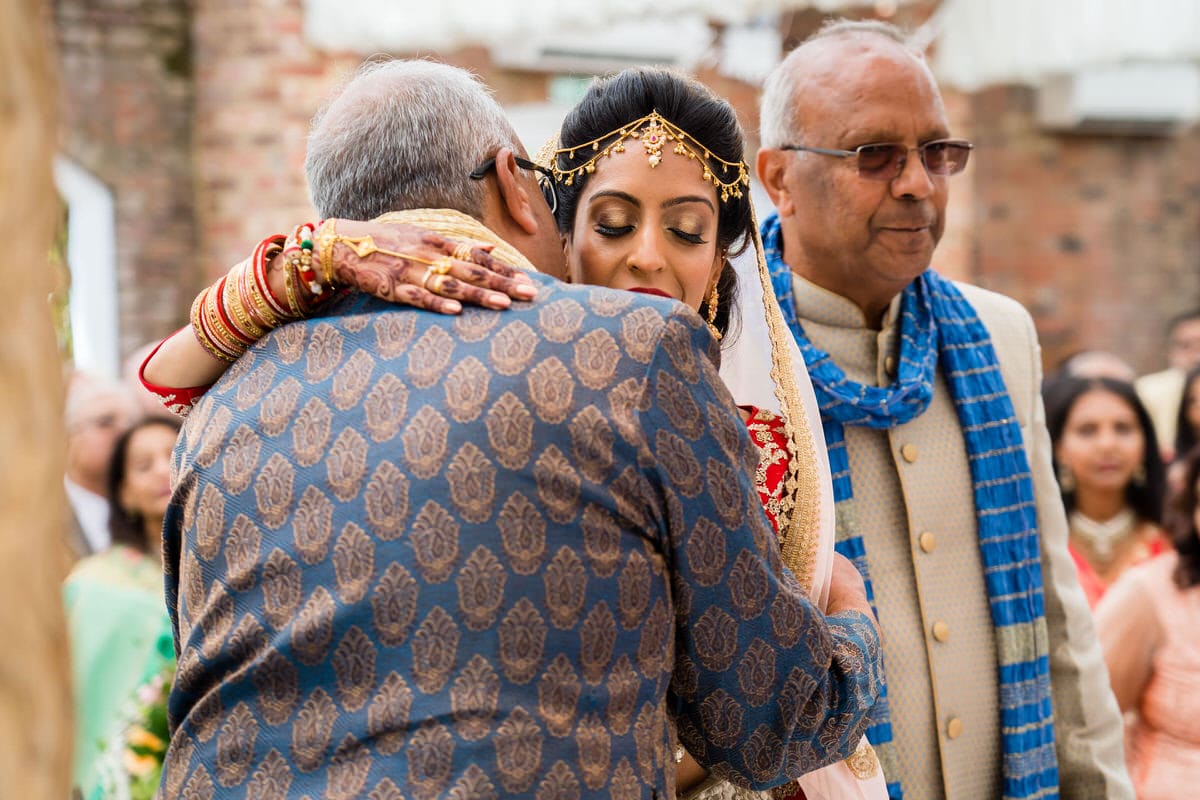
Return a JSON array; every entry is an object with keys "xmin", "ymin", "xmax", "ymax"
[
  {"xmin": 780, "ymin": 139, "xmax": 973, "ymax": 181},
  {"xmin": 470, "ymin": 156, "xmax": 558, "ymax": 214}
]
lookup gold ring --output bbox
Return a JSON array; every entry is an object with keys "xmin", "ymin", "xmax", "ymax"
[
  {"xmin": 420, "ymin": 265, "xmax": 437, "ymax": 290},
  {"xmin": 432, "ymin": 256, "xmax": 453, "ymax": 275},
  {"xmin": 452, "ymin": 243, "xmax": 473, "ymax": 262}
]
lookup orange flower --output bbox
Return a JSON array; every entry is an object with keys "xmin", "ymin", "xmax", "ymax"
[
  {"xmin": 126, "ymin": 725, "xmax": 165, "ymax": 753},
  {"xmin": 123, "ymin": 749, "xmax": 159, "ymax": 778}
]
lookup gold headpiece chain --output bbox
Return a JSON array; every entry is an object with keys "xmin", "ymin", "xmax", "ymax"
[{"xmin": 550, "ymin": 110, "xmax": 751, "ymax": 203}]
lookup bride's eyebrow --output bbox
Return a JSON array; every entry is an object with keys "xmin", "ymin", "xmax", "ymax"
[
  {"xmin": 589, "ymin": 190, "xmax": 640, "ymax": 206},
  {"xmin": 663, "ymin": 196, "xmax": 715, "ymax": 212}
]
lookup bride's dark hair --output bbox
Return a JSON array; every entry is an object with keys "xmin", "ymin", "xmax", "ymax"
[{"xmin": 554, "ymin": 67, "xmax": 752, "ymax": 341}]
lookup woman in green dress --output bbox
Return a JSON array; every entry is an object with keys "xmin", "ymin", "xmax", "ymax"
[{"xmin": 65, "ymin": 416, "xmax": 180, "ymax": 799}]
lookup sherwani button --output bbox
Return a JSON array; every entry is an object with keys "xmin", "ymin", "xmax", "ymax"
[
  {"xmin": 932, "ymin": 620, "xmax": 950, "ymax": 642},
  {"xmin": 900, "ymin": 443, "xmax": 918, "ymax": 463},
  {"xmin": 884, "ymin": 355, "xmax": 896, "ymax": 376},
  {"xmin": 946, "ymin": 717, "xmax": 963, "ymax": 739},
  {"xmin": 918, "ymin": 531, "xmax": 936, "ymax": 553}
]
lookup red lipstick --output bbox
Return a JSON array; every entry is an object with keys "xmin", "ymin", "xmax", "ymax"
[{"xmin": 627, "ymin": 287, "xmax": 672, "ymax": 299}]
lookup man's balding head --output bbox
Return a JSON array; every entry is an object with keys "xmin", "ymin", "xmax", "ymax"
[
  {"xmin": 761, "ymin": 20, "xmax": 939, "ymax": 150},
  {"xmin": 756, "ymin": 19, "xmax": 954, "ymax": 325}
]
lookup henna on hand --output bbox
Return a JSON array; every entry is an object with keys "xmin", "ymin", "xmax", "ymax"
[{"xmin": 319, "ymin": 218, "xmax": 537, "ymax": 315}]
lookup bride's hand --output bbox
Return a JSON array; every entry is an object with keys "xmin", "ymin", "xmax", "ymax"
[
  {"xmin": 317, "ymin": 218, "xmax": 538, "ymax": 314},
  {"xmin": 676, "ymin": 748, "xmax": 709, "ymax": 793}
]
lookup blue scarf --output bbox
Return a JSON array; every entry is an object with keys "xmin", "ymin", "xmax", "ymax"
[{"xmin": 762, "ymin": 213, "xmax": 1059, "ymax": 800}]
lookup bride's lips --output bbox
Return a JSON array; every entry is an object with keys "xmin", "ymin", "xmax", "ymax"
[{"xmin": 626, "ymin": 287, "xmax": 673, "ymax": 299}]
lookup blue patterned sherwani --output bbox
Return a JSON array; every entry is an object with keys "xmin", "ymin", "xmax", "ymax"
[{"xmin": 161, "ymin": 272, "xmax": 882, "ymax": 799}]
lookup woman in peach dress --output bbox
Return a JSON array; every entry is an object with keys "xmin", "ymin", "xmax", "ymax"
[
  {"xmin": 1096, "ymin": 446, "xmax": 1200, "ymax": 798},
  {"xmin": 1044, "ymin": 376, "xmax": 1167, "ymax": 606}
]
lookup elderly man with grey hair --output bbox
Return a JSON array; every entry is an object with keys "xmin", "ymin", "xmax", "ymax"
[
  {"xmin": 748, "ymin": 18, "xmax": 1133, "ymax": 800},
  {"xmin": 157, "ymin": 59, "xmax": 883, "ymax": 798},
  {"xmin": 63, "ymin": 373, "xmax": 140, "ymax": 557}
]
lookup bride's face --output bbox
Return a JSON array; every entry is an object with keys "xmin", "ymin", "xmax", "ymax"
[{"xmin": 565, "ymin": 145, "xmax": 724, "ymax": 311}]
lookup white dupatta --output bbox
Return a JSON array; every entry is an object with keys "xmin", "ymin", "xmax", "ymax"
[{"xmin": 717, "ymin": 214, "xmax": 886, "ymax": 800}]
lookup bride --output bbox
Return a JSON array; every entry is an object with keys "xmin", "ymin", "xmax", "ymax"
[{"xmin": 141, "ymin": 65, "xmax": 884, "ymax": 800}]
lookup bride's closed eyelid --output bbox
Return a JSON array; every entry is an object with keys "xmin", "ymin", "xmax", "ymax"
[
  {"xmin": 669, "ymin": 212, "xmax": 708, "ymax": 236},
  {"xmin": 595, "ymin": 210, "xmax": 633, "ymax": 229}
]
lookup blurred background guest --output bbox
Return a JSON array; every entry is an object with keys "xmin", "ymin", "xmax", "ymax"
[
  {"xmin": 1137, "ymin": 309, "xmax": 1200, "ymax": 462},
  {"xmin": 1173, "ymin": 365, "xmax": 1200, "ymax": 466},
  {"xmin": 64, "ymin": 416, "xmax": 179, "ymax": 800},
  {"xmin": 1052, "ymin": 349, "xmax": 1137, "ymax": 383},
  {"xmin": 1096, "ymin": 445, "xmax": 1200, "ymax": 798},
  {"xmin": 63, "ymin": 373, "xmax": 139, "ymax": 558},
  {"xmin": 1046, "ymin": 376, "xmax": 1166, "ymax": 607}
]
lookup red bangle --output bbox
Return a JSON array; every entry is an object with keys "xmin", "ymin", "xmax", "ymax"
[
  {"xmin": 253, "ymin": 235, "xmax": 289, "ymax": 318},
  {"xmin": 139, "ymin": 331, "xmax": 215, "ymax": 416}
]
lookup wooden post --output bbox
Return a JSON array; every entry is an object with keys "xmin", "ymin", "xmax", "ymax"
[{"xmin": 0, "ymin": 0, "xmax": 74, "ymax": 796}]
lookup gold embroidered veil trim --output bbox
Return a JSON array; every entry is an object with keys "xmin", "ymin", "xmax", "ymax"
[{"xmin": 747, "ymin": 204, "xmax": 823, "ymax": 592}]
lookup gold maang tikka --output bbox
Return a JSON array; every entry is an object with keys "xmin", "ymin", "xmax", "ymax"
[{"xmin": 550, "ymin": 110, "xmax": 750, "ymax": 202}]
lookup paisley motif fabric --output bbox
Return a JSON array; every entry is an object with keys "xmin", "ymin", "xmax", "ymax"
[{"xmin": 161, "ymin": 276, "xmax": 882, "ymax": 798}]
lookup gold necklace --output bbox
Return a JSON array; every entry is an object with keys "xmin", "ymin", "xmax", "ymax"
[{"xmin": 1069, "ymin": 507, "xmax": 1138, "ymax": 562}]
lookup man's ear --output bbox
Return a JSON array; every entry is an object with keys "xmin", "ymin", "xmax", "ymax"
[
  {"xmin": 757, "ymin": 149, "xmax": 795, "ymax": 217},
  {"xmin": 492, "ymin": 147, "xmax": 540, "ymax": 236}
]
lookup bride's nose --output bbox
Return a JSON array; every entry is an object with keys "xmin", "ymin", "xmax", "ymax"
[{"xmin": 626, "ymin": 228, "xmax": 668, "ymax": 274}]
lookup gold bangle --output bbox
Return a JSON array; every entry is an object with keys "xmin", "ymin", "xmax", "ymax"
[
  {"xmin": 315, "ymin": 219, "xmax": 338, "ymax": 287},
  {"xmin": 190, "ymin": 287, "xmax": 239, "ymax": 362},
  {"xmin": 283, "ymin": 257, "xmax": 306, "ymax": 316},
  {"xmin": 205, "ymin": 282, "xmax": 250, "ymax": 356},
  {"xmin": 242, "ymin": 259, "xmax": 284, "ymax": 330},
  {"xmin": 222, "ymin": 265, "xmax": 266, "ymax": 340}
]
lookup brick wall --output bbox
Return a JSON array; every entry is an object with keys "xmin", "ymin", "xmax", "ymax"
[
  {"xmin": 54, "ymin": 0, "xmax": 196, "ymax": 361},
  {"xmin": 189, "ymin": 1, "xmax": 559, "ymax": 284},
  {"xmin": 55, "ymin": 2, "xmax": 1200, "ymax": 375},
  {"xmin": 191, "ymin": 0, "xmax": 356, "ymax": 286},
  {"xmin": 968, "ymin": 85, "xmax": 1200, "ymax": 372}
]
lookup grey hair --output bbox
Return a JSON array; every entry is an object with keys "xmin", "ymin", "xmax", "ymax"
[
  {"xmin": 759, "ymin": 19, "xmax": 920, "ymax": 148},
  {"xmin": 64, "ymin": 374, "xmax": 139, "ymax": 430},
  {"xmin": 305, "ymin": 59, "xmax": 522, "ymax": 220}
]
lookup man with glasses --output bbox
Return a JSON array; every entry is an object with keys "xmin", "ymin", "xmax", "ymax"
[{"xmin": 750, "ymin": 18, "xmax": 1133, "ymax": 800}]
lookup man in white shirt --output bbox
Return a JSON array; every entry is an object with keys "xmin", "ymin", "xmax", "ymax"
[
  {"xmin": 1136, "ymin": 309, "xmax": 1200, "ymax": 459},
  {"xmin": 63, "ymin": 375, "xmax": 139, "ymax": 556}
]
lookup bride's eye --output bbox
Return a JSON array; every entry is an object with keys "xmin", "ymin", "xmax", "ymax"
[
  {"xmin": 596, "ymin": 223, "xmax": 634, "ymax": 238},
  {"xmin": 672, "ymin": 228, "xmax": 706, "ymax": 245},
  {"xmin": 669, "ymin": 213, "xmax": 709, "ymax": 245},
  {"xmin": 595, "ymin": 210, "xmax": 634, "ymax": 238}
]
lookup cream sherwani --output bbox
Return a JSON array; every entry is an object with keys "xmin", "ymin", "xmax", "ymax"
[
  {"xmin": 1135, "ymin": 367, "xmax": 1184, "ymax": 455},
  {"xmin": 767, "ymin": 274, "xmax": 1133, "ymax": 799}
]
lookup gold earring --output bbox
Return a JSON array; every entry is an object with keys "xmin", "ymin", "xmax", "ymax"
[
  {"xmin": 1133, "ymin": 463, "xmax": 1147, "ymax": 487},
  {"xmin": 1057, "ymin": 464, "xmax": 1075, "ymax": 493},
  {"xmin": 705, "ymin": 283, "xmax": 722, "ymax": 341}
]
